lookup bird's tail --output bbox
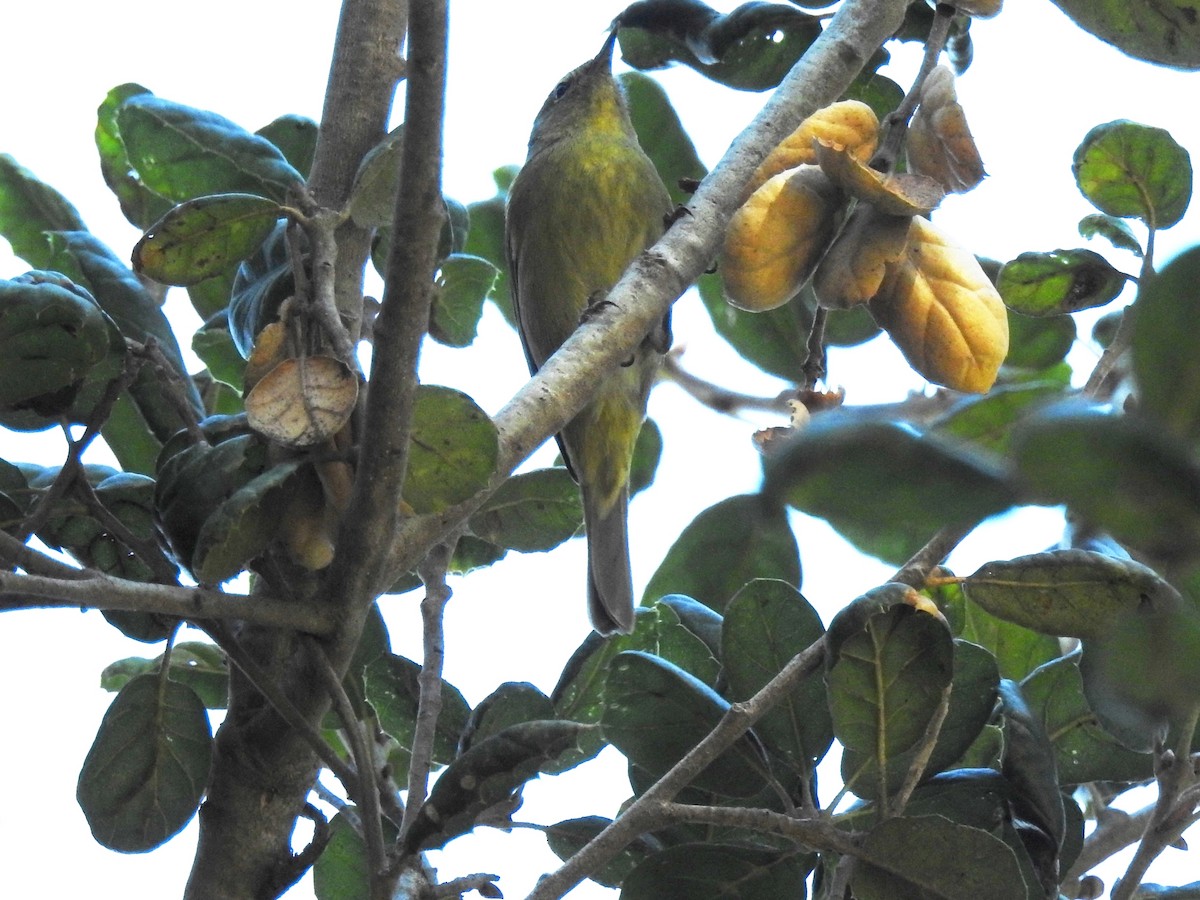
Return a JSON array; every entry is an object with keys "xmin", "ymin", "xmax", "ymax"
[{"xmin": 584, "ymin": 484, "xmax": 635, "ymax": 636}]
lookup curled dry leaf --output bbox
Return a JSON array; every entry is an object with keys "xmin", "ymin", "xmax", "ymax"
[
  {"xmin": 244, "ymin": 320, "xmax": 288, "ymax": 393},
  {"xmin": 747, "ymin": 100, "xmax": 879, "ymax": 200},
  {"xmin": 245, "ymin": 355, "xmax": 359, "ymax": 447},
  {"xmin": 721, "ymin": 164, "xmax": 842, "ymax": 312},
  {"xmin": 869, "ymin": 217, "xmax": 1009, "ymax": 393},
  {"xmin": 907, "ymin": 66, "xmax": 986, "ymax": 194},
  {"xmin": 812, "ymin": 204, "xmax": 912, "ymax": 309},
  {"xmin": 815, "ymin": 139, "xmax": 945, "ymax": 216}
]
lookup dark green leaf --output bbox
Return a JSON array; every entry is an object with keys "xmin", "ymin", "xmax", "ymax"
[
  {"xmin": 1003, "ymin": 308, "xmax": 1077, "ymax": 372},
  {"xmin": 657, "ymin": 593, "xmax": 723, "ymax": 659},
  {"xmin": 0, "ymin": 155, "xmax": 87, "ymax": 267},
  {"xmin": 1022, "ymin": 653, "xmax": 1153, "ymax": 784},
  {"xmin": 459, "ymin": 682, "xmax": 555, "ymax": 754},
  {"xmin": 763, "ymin": 413, "xmax": 1016, "ymax": 565},
  {"xmin": 997, "ymin": 249, "xmax": 1127, "ymax": 316},
  {"xmin": 622, "ymin": 71, "xmax": 707, "ymax": 206},
  {"xmin": 187, "ymin": 271, "xmax": 238, "ymax": 321},
  {"xmin": 429, "ymin": 253, "xmax": 498, "ymax": 347},
  {"xmin": 363, "ymin": 653, "xmax": 471, "ymax": 772},
  {"xmin": 617, "ymin": 0, "xmax": 823, "ymax": 91},
  {"xmin": 851, "ymin": 815, "xmax": 1027, "ymax": 900},
  {"xmin": 133, "ymin": 193, "xmax": 282, "ymax": 286},
  {"xmin": 464, "ymin": 167, "xmax": 518, "ymax": 321},
  {"xmin": 1012, "ymin": 407, "xmax": 1200, "ymax": 562},
  {"xmin": 964, "ymin": 548, "xmax": 1185, "ymax": 641},
  {"xmin": 101, "ymin": 642, "xmax": 229, "ymax": 710},
  {"xmin": 1049, "ymin": 0, "xmax": 1200, "ymax": 69},
  {"xmin": 117, "ymin": 94, "xmax": 304, "ymax": 203},
  {"xmin": 255, "ymin": 114, "xmax": 318, "ymax": 179},
  {"xmin": 312, "ymin": 810, "xmax": 399, "ymax": 900},
  {"xmin": 950, "ymin": 585, "xmax": 1061, "ymax": 681},
  {"xmin": 469, "ymin": 467, "xmax": 581, "ymax": 553},
  {"xmin": 76, "ymin": 675, "xmax": 212, "ymax": 852},
  {"xmin": 95, "ymin": 84, "xmax": 174, "ymax": 229},
  {"xmin": 403, "ymin": 720, "xmax": 588, "ymax": 852},
  {"xmin": 929, "ymin": 381, "xmax": 1064, "ymax": 456},
  {"xmin": 722, "ymin": 579, "xmax": 831, "ymax": 770},
  {"xmin": 1079, "ymin": 213, "xmax": 1144, "ymax": 256},
  {"xmin": 228, "ymin": 221, "xmax": 292, "ymax": 357},
  {"xmin": 629, "ymin": 417, "xmax": 663, "ymax": 496},
  {"xmin": 643, "ymin": 493, "xmax": 801, "ymax": 612},
  {"xmin": 997, "ymin": 680, "xmax": 1065, "ymax": 849},
  {"xmin": 192, "ymin": 319, "xmax": 245, "ymax": 393},
  {"xmin": 347, "ymin": 126, "xmax": 405, "ymax": 228},
  {"xmin": 1072, "ymin": 120, "xmax": 1192, "ymax": 228},
  {"xmin": 601, "ymin": 650, "xmax": 766, "ymax": 796},
  {"xmin": 698, "ymin": 272, "xmax": 810, "ymax": 380},
  {"xmin": 403, "ymin": 385, "xmax": 498, "ymax": 514},
  {"xmin": 623, "ymin": 844, "xmax": 813, "ymax": 900},
  {"xmin": 545, "ymin": 816, "xmax": 663, "ymax": 889},
  {"xmin": 1133, "ymin": 245, "xmax": 1200, "ymax": 447}
]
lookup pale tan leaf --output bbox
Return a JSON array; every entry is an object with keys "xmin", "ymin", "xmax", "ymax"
[
  {"xmin": 812, "ymin": 205, "xmax": 912, "ymax": 309},
  {"xmin": 815, "ymin": 139, "xmax": 945, "ymax": 215},
  {"xmin": 907, "ymin": 66, "xmax": 986, "ymax": 194},
  {"xmin": 748, "ymin": 100, "xmax": 879, "ymax": 200},
  {"xmin": 245, "ymin": 355, "xmax": 359, "ymax": 447}
]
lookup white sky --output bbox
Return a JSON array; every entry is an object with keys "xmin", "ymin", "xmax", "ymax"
[{"xmin": 1, "ymin": 0, "xmax": 1198, "ymax": 897}]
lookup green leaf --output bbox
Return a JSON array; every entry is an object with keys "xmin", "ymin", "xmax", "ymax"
[
  {"xmin": 101, "ymin": 642, "xmax": 229, "ymax": 710},
  {"xmin": 622, "ymin": 71, "xmax": 707, "ymax": 206},
  {"xmin": 458, "ymin": 682, "xmax": 555, "ymax": 754},
  {"xmin": 1049, "ymin": 0, "xmax": 1200, "ymax": 69},
  {"xmin": 255, "ymin": 114, "xmax": 318, "ymax": 179},
  {"xmin": 643, "ymin": 493, "xmax": 801, "ymax": 612},
  {"xmin": 347, "ymin": 126, "xmax": 405, "ymax": 228},
  {"xmin": 841, "ymin": 639, "xmax": 1000, "ymax": 801},
  {"xmin": 403, "ymin": 720, "xmax": 588, "ymax": 852},
  {"xmin": 722, "ymin": 579, "xmax": 832, "ymax": 771},
  {"xmin": 827, "ymin": 606, "xmax": 954, "ymax": 791},
  {"xmin": 997, "ymin": 249, "xmax": 1127, "ymax": 316},
  {"xmin": 658, "ymin": 593, "xmax": 724, "ymax": 659},
  {"xmin": 228, "ymin": 222, "xmax": 292, "ymax": 357},
  {"xmin": 545, "ymin": 816, "xmax": 663, "ymax": 889},
  {"xmin": 763, "ymin": 413, "xmax": 1016, "ymax": 565},
  {"xmin": 1079, "ymin": 213, "xmax": 1144, "ymax": 256},
  {"xmin": 1012, "ymin": 407, "xmax": 1200, "ymax": 561},
  {"xmin": 429, "ymin": 253, "xmax": 498, "ymax": 347},
  {"xmin": 947, "ymin": 583, "xmax": 1061, "ymax": 681},
  {"xmin": 997, "ymin": 680, "xmax": 1065, "ymax": 850},
  {"xmin": 964, "ymin": 549, "xmax": 1186, "ymax": 641},
  {"xmin": 464, "ymin": 167, "xmax": 518, "ymax": 320},
  {"xmin": 1072, "ymin": 120, "xmax": 1192, "ymax": 228},
  {"xmin": 469, "ymin": 467, "xmax": 581, "ymax": 552},
  {"xmin": 617, "ymin": 0, "xmax": 822, "ymax": 91},
  {"xmin": 117, "ymin": 94, "xmax": 304, "ymax": 203},
  {"xmin": 601, "ymin": 650, "xmax": 766, "ymax": 796},
  {"xmin": 0, "ymin": 154, "xmax": 87, "ymax": 267},
  {"xmin": 697, "ymin": 272, "xmax": 811, "ymax": 380},
  {"xmin": 1022, "ymin": 653, "xmax": 1153, "ymax": 784},
  {"xmin": 312, "ymin": 810, "xmax": 399, "ymax": 900},
  {"xmin": 403, "ymin": 385, "xmax": 498, "ymax": 514},
  {"xmin": 1133, "ymin": 245, "xmax": 1200, "ymax": 447},
  {"xmin": 133, "ymin": 193, "xmax": 282, "ymax": 287},
  {"xmin": 1003, "ymin": 308, "xmax": 1077, "ymax": 372},
  {"xmin": 192, "ymin": 320, "xmax": 246, "ymax": 393},
  {"xmin": 622, "ymin": 844, "xmax": 813, "ymax": 900},
  {"xmin": 95, "ymin": 83, "xmax": 174, "ymax": 229},
  {"xmin": 76, "ymin": 675, "xmax": 212, "ymax": 852},
  {"xmin": 929, "ymin": 381, "xmax": 1064, "ymax": 456},
  {"xmin": 851, "ymin": 815, "xmax": 1027, "ymax": 900},
  {"xmin": 363, "ymin": 653, "xmax": 471, "ymax": 773},
  {"xmin": 629, "ymin": 417, "xmax": 663, "ymax": 496}
]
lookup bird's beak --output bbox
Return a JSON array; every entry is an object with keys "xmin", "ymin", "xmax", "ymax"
[{"xmin": 593, "ymin": 28, "xmax": 619, "ymax": 70}]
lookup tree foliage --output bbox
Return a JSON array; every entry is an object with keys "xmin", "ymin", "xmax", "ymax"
[{"xmin": 1, "ymin": 0, "xmax": 1199, "ymax": 898}]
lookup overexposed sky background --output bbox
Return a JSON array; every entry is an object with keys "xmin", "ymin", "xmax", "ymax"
[{"xmin": 1, "ymin": 1, "xmax": 1198, "ymax": 897}]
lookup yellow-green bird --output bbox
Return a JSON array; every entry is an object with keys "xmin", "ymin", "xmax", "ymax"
[{"xmin": 505, "ymin": 29, "xmax": 672, "ymax": 635}]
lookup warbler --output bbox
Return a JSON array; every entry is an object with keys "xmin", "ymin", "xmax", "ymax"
[{"xmin": 505, "ymin": 29, "xmax": 672, "ymax": 635}]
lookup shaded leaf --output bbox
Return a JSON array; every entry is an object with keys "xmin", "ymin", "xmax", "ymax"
[
  {"xmin": 459, "ymin": 682, "xmax": 555, "ymax": 754},
  {"xmin": 601, "ymin": 650, "xmax": 767, "ymax": 796},
  {"xmin": 430, "ymin": 253, "xmax": 498, "ymax": 347},
  {"xmin": 312, "ymin": 810, "xmax": 399, "ymax": 900},
  {"xmin": 255, "ymin": 114, "xmax": 318, "ymax": 178},
  {"xmin": 763, "ymin": 413, "xmax": 1015, "ymax": 565},
  {"xmin": 1003, "ymin": 309, "xmax": 1077, "ymax": 372},
  {"xmin": 403, "ymin": 720, "xmax": 588, "ymax": 852},
  {"xmin": 469, "ymin": 467, "xmax": 581, "ymax": 553},
  {"xmin": 1079, "ymin": 213, "xmax": 1144, "ymax": 256},
  {"xmin": 997, "ymin": 680, "xmax": 1065, "ymax": 850},
  {"xmin": 929, "ymin": 381, "xmax": 1063, "ymax": 457},
  {"xmin": 133, "ymin": 193, "xmax": 282, "ymax": 286},
  {"xmin": 1049, "ymin": 0, "xmax": 1200, "ymax": 69},
  {"xmin": 1072, "ymin": 120, "xmax": 1192, "ymax": 228},
  {"xmin": 544, "ymin": 816, "xmax": 664, "ymax": 889},
  {"xmin": 347, "ymin": 126, "xmax": 405, "ymax": 228},
  {"xmin": 997, "ymin": 249, "xmax": 1127, "ymax": 316},
  {"xmin": 76, "ymin": 675, "xmax": 212, "ymax": 852},
  {"xmin": 623, "ymin": 843, "xmax": 813, "ymax": 900},
  {"xmin": 101, "ymin": 642, "xmax": 229, "ymax": 710},
  {"xmin": 698, "ymin": 271, "xmax": 811, "ymax": 380},
  {"xmin": 0, "ymin": 154, "xmax": 87, "ymax": 267},
  {"xmin": 643, "ymin": 493, "xmax": 801, "ymax": 612},
  {"xmin": 95, "ymin": 83, "xmax": 173, "ymax": 229},
  {"xmin": 622, "ymin": 71, "xmax": 707, "ymax": 207},
  {"xmin": 403, "ymin": 385, "xmax": 498, "ymax": 514}
]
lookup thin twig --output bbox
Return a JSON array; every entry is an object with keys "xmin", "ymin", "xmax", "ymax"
[
  {"xmin": 661, "ymin": 351, "xmax": 793, "ymax": 416},
  {"xmin": 891, "ymin": 681, "xmax": 953, "ymax": 815},
  {"xmin": 801, "ymin": 306, "xmax": 828, "ymax": 388},
  {"xmin": 72, "ymin": 475, "xmax": 179, "ymax": 583},
  {"xmin": 653, "ymin": 802, "xmax": 862, "ymax": 857}
]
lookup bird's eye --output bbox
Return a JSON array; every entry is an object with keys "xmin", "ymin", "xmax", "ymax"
[{"xmin": 553, "ymin": 78, "xmax": 572, "ymax": 100}]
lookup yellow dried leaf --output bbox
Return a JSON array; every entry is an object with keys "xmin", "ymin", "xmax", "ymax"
[
  {"xmin": 747, "ymin": 100, "xmax": 879, "ymax": 199},
  {"xmin": 815, "ymin": 139, "xmax": 945, "ymax": 216},
  {"xmin": 869, "ymin": 217, "xmax": 1008, "ymax": 393},
  {"xmin": 812, "ymin": 205, "xmax": 912, "ymax": 309},
  {"xmin": 721, "ymin": 165, "xmax": 842, "ymax": 312},
  {"xmin": 245, "ymin": 355, "xmax": 359, "ymax": 447},
  {"xmin": 244, "ymin": 321, "xmax": 289, "ymax": 393},
  {"xmin": 907, "ymin": 66, "xmax": 986, "ymax": 194}
]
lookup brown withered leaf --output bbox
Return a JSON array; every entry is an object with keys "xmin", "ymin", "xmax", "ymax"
[
  {"xmin": 869, "ymin": 217, "xmax": 1008, "ymax": 393},
  {"xmin": 815, "ymin": 139, "xmax": 945, "ymax": 216},
  {"xmin": 245, "ymin": 355, "xmax": 359, "ymax": 447},
  {"xmin": 721, "ymin": 165, "xmax": 843, "ymax": 312},
  {"xmin": 907, "ymin": 66, "xmax": 986, "ymax": 194},
  {"xmin": 812, "ymin": 205, "xmax": 912, "ymax": 309},
  {"xmin": 244, "ymin": 320, "xmax": 289, "ymax": 394},
  {"xmin": 748, "ymin": 100, "xmax": 879, "ymax": 199}
]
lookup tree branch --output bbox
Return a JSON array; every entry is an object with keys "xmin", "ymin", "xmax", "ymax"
[
  {"xmin": 651, "ymin": 802, "xmax": 862, "ymax": 857},
  {"xmin": 0, "ymin": 569, "xmax": 337, "ymax": 634}
]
